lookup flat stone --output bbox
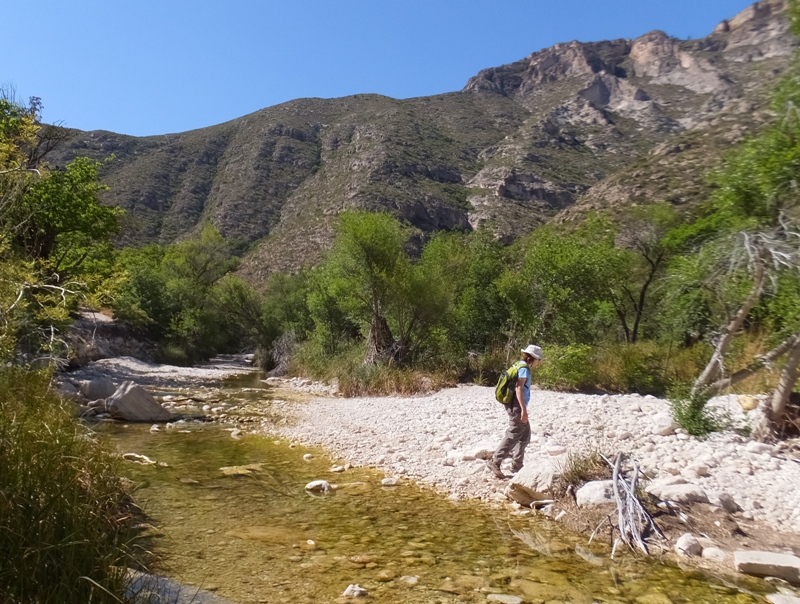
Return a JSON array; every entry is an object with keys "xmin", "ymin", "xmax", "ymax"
[
  {"xmin": 487, "ymin": 595, "xmax": 523, "ymax": 604},
  {"xmin": 745, "ymin": 441, "xmax": 772, "ymax": 454},
  {"xmin": 767, "ymin": 594, "xmax": 800, "ymax": 604},
  {"xmin": 646, "ymin": 483, "xmax": 708, "ymax": 504},
  {"xmin": 701, "ymin": 547, "xmax": 727, "ymax": 562},
  {"xmin": 734, "ymin": 550, "xmax": 800, "ymax": 584}
]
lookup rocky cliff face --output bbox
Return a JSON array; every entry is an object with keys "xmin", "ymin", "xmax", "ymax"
[{"xmin": 49, "ymin": 0, "xmax": 794, "ymax": 278}]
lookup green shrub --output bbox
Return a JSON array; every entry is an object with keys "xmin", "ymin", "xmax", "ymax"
[
  {"xmin": 668, "ymin": 382, "xmax": 728, "ymax": 436},
  {"xmin": 0, "ymin": 368, "xmax": 138, "ymax": 603},
  {"xmin": 534, "ymin": 344, "xmax": 596, "ymax": 391}
]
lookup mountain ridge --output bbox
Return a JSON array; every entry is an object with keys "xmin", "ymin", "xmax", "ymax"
[{"xmin": 46, "ymin": 0, "xmax": 794, "ymax": 280}]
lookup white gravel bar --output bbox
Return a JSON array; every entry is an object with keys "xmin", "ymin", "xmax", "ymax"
[{"xmin": 272, "ymin": 384, "xmax": 800, "ymax": 535}]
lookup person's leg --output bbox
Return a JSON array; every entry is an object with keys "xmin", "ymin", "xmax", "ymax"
[
  {"xmin": 509, "ymin": 421, "xmax": 531, "ymax": 473},
  {"xmin": 492, "ymin": 404, "xmax": 524, "ymax": 470}
]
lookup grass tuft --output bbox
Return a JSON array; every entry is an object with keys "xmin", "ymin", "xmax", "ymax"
[{"xmin": 0, "ymin": 367, "xmax": 140, "ymax": 603}]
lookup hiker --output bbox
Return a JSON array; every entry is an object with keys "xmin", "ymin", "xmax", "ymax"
[{"xmin": 486, "ymin": 344, "xmax": 544, "ymax": 479}]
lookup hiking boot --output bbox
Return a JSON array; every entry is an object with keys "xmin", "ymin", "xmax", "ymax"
[{"xmin": 485, "ymin": 459, "xmax": 506, "ymax": 479}]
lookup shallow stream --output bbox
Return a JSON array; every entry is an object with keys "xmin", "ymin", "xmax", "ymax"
[{"xmin": 101, "ymin": 377, "xmax": 767, "ymax": 604}]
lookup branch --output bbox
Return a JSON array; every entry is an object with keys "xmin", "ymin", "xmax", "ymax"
[{"xmin": 706, "ymin": 329, "xmax": 800, "ymax": 393}]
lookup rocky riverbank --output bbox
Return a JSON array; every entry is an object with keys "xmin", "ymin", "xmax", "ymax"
[
  {"xmin": 59, "ymin": 356, "xmax": 800, "ymax": 596},
  {"xmin": 264, "ymin": 382, "xmax": 800, "ymax": 593}
]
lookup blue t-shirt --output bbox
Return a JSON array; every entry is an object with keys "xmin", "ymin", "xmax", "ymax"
[{"xmin": 518, "ymin": 365, "xmax": 531, "ymax": 407}]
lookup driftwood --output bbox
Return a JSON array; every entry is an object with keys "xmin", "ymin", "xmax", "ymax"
[{"xmin": 596, "ymin": 453, "xmax": 666, "ymax": 556}]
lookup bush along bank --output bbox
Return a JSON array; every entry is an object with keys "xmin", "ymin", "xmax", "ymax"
[{"xmin": 0, "ymin": 367, "xmax": 142, "ymax": 603}]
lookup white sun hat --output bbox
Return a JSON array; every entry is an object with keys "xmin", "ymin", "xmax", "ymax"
[{"xmin": 521, "ymin": 344, "xmax": 544, "ymax": 360}]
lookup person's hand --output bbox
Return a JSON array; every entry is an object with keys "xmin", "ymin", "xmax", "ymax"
[{"xmin": 520, "ymin": 411, "xmax": 529, "ymax": 424}]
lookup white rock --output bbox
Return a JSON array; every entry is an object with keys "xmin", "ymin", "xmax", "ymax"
[
  {"xmin": 381, "ymin": 477, "xmax": 399, "ymax": 486},
  {"xmin": 343, "ymin": 583, "xmax": 368, "ymax": 597},
  {"xmin": 546, "ymin": 445, "xmax": 567, "ymax": 456},
  {"xmin": 331, "ymin": 465, "xmax": 345, "ymax": 473},
  {"xmin": 675, "ymin": 533, "xmax": 702, "ymax": 557},
  {"xmin": 767, "ymin": 594, "xmax": 800, "ymax": 604},
  {"xmin": 707, "ymin": 491, "xmax": 741, "ymax": 513},
  {"xmin": 646, "ymin": 483, "xmax": 709, "ymax": 504},
  {"xmin": 80, "ymin": 378, "xmax": 117, "ymax": 401},
  {"xmin": 305, "ymin": 480, "xmax": 333, "ymax": 493},
  {"xmin": 399, "ymin": 576, "xmax": 419, "ymax": 585},
  {"xmin": 653, "ymin": 413, "xmax": 678, "ymax": 436},
  {"xmin": 505, "ymin": 459, "xmax": 559, "ymax": 506},
  {"xmin": 107, "ymin": 382, "xmax": 172, "ymax": 422},
  {"xmin": 701, "ymin": 547, "xmax": 727, "ymax": 562},
  {"xmin": 734, "ymin": 550, "xmax": 800, "ymax": 584},
  {"xmin": 575, "ymin": 480, "xmax": 616, "ymax": 506},
  {"xmin": 745, "ymin": 441, "xmax": 772, "ymax": 455},
  {"xmin": 487, "ymin": 595, "xmax": 523, "ymax": 604},
  {"xmin": 470, "ymin": 442, "xmax": 495, "ymax": 460},
  {"xmin": 303, "ymin": 454, "xmax": 313, "ymax": 462}
]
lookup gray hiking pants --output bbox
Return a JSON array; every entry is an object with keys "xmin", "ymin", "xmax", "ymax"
[{"xmin": 492, "ymin": 400, "xmax": 531, "ymax": 472}]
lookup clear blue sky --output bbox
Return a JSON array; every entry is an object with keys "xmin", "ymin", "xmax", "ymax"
[{"xmin": 2, "ymin": 0, "xmax": 755, "ymax": 137}]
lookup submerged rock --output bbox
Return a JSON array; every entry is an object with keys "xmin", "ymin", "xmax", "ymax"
[
  {"xmin": 342, "ymin": 583, "xmax": 368, "ymax": 597},
  {"xmin": 305, "ymin": 479, "xmax": 334, "ymax": 493}
]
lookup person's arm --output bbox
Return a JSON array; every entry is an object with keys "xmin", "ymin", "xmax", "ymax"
[{"xmin": 516, "ymin": 377, "xmax": 528, "ymax": 423}]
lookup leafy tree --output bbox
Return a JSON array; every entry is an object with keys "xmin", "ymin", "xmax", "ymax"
[
  {"xmin": 663, "ymin": 0, "xmax": 800, "ymax": 436},
  {"xmin": 438, "ymin": 229, "xmax": 510, "ymax": 352},
  {"xmin": 611, "ymin": 204, "xmax": 679, "ymax": 343},
  {"xmin": 499, "ymin": 217, "xmax": 625, "ymax": 345},
  {"xmin": 0, "ymin": 94, "xmax": 117, "ymax": 361},
  {"xmin": 9, "ymin": 157, "xmax": 120, "ymax": 277},
  {"xmin": 314, "ymin": 211, "xmax": 458, "ymax": 365},
  {"xmin": 113, "ymin": 223, "xmax": 242, "ymax": 363},
  {"xmin": 316, "ymin": 211, "xmax": 410, "ymax": 363}
]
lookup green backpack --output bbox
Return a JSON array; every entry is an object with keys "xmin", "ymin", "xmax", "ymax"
[{"xmin": 494, "ymin": 361, "xmax": 527, "ymax": 405}]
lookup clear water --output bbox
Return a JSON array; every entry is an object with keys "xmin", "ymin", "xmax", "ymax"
[{"xmin": 101, "ymin": 387, "xmax": 767, "ymax": 604}]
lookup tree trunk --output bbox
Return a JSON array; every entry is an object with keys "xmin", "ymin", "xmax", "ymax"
[
  {"xmin": 365, "ymin": 312, "xmax": 394, "ymax": 365},
  {"xmin": 692, "ymin": 261, "xmax": 766, "ymax": 397},
  {"xmin": 754, "ymin": 338, "xmax": 800, "ymax": 440}
]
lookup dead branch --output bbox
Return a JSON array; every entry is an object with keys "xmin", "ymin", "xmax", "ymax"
[{"xmin": 597, "ymin": 453, "xmax": 665, "ymax": 556}]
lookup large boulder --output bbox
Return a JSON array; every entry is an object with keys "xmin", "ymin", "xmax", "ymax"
[
  {"xmin": 734, "ymin": 550, "xmax": 800, "ymax": 584},
  {"xmin": 80, "ymin": 377, "xmax": 117, "ymax": 401},
  {"xmin": 107, "ymin": 381, "xmax": 172, "ymax": 422},
  {"xmin": 505, "ymin": 458, "xmax": 560, "ymax": 506}
]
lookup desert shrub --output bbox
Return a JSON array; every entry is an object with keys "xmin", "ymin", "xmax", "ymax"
[
  {"xmin": 534, "ymin": 344, "xmax": 596, "ymax": 391},
  {"xmin": 593, "ymin": 342, "xmax": 669, "ymax": 396},
  {"xmin": 559, "ymin": 450, "xmax": 610, "ymax": 491},
  {"xmin": 0, "ymin": 368, "xmax": 138, "ymax": 603},
  {"xmin": 668, "ymin": 382, "xmax": 728, "ymax": 436},
  {"xmin": 289, "ymin": 339, "xmax": 455, "ymax": 396}
]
